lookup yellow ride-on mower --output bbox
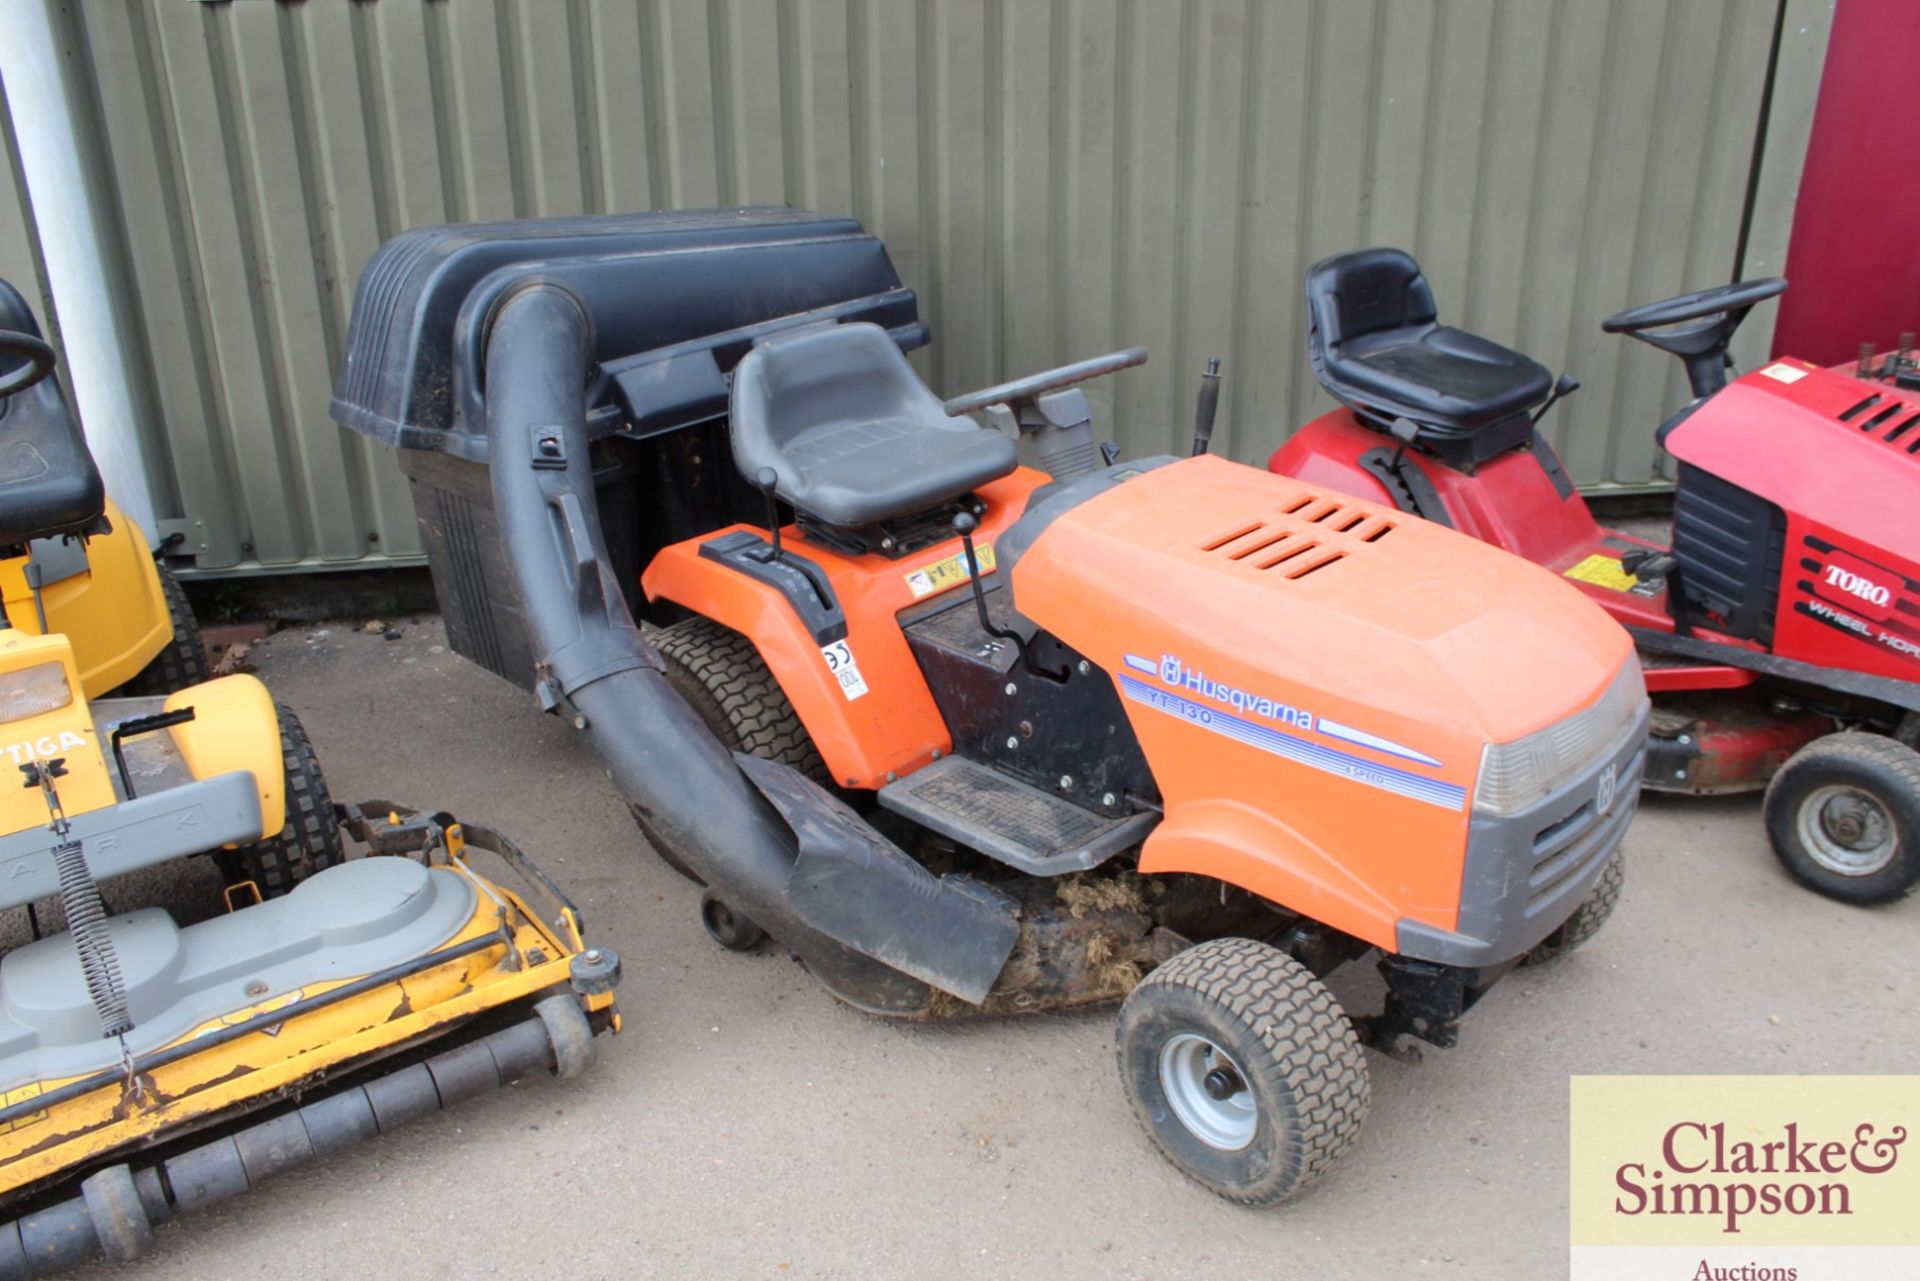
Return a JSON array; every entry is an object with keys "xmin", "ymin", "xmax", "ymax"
[
  {"xmin": 0, "ymin": 303, "xmax": 206, "ymax": 707},
  {"xmin": 0, "ymin": 293, "xmax": 620, "ymax": 1276}
]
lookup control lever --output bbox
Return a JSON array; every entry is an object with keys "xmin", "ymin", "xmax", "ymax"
[
  {"xmin": 1386, "ymin": 416, "xmax": 1420, "ymax": 471},
  {"xmin": 952, "ymin": 513, "xmax": 1067, "ymax": 683},
  {"xmin": 1191, "ymin": 357, "xmax": 1222, "ymax": 456},
  {"xmin": 1529, "ymin": 372, "xmax": 1581, "ymax": 426},
  {"xmin": 1619, "ymin": 547, "xmax": 1678, "ymax": 584},
  {"xmin": 752, "ymin": 467, "xmax": 784, "ymax": 564},
  {"xmin": 109, "ymin": 707, "xmax": 197, "ymax": 800}
]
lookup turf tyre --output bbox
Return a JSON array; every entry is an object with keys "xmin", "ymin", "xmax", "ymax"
[
  {"xmin": 643, "ymin": 617, "xmax": 827, "ymax": 882},
  {"xmin": 1523, "ymin": 849, "xmax": 1623, "ymax": 964},
  {"xmin": 1115, "ymin": 937, "xmax": 1369, "ymax": 1207},
  {"xmin": 1763, "ymin": 732, "xmax": 1920, "ymax": 905}
]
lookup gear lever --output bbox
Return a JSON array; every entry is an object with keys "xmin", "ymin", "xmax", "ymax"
[
  {"xmin": 952, "ymin": 512, "xmax": 1068, "ymax": 682},
  {"xmin": 753, "ymin": 467, "xmax": 784, "ymax": 564}
]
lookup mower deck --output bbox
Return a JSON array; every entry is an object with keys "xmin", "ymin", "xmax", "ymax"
[{"xmin": 0, "ymin": 807, "xmax": 618, "ymax": 1274}]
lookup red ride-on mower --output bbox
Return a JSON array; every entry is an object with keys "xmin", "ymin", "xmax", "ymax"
[{"xmin": 1269, "ymin": 250, "xmax": 1920, "ymax": 904}]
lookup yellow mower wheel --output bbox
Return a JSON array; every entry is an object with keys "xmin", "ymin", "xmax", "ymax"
[{"xmin": 536, "ymin": 994, "xmax": 596, "ymax": 1081}]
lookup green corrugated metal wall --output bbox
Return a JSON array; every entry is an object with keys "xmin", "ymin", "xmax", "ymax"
[{"xmin": 0, "ymin": 0, "xmax": 1833, "ymax": 575}]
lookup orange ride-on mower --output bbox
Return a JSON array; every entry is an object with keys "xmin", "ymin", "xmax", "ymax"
[
  {"xmin": 332, "ymin": 210, "xmax": 1645, "ymax": 1205},
  {"xmin": 1269, "ymin": 251, "xmax": 1920, "ymax": 904}
]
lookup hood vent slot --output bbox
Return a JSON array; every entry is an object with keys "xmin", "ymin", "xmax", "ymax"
[
  {"xmin": 1836, "ymin": 390, "xmax": 1920, "ymax": 457},
  {"xmin": 1840, "ymin": 393, "xmax": 1881, "ymax": 422},
  {"xmin": 1197, "ymin": 488, "xmax": 1397, "ymax": 582},
  {"xmin": 1201, "ymin": 521, "xmax": 1265, "ymax": 552}
]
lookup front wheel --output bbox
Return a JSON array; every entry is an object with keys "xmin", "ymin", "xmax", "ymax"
[
  {"xmin": 214, "ymin": 705, "xmax": 346, "ymax": 900},
  {"xmin": 1763, "ymin": 732, "xmax": 1920, "ymax": 905},
  {"xmin": 1115, "ymin": 937, "xmax": 1370, "ymax": 1207},
  {"xmin": 1524, "ymin": 850, "xmax": 1623, "ymax": 965}
]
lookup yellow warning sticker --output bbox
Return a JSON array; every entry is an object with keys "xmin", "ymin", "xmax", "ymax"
[
  {"xmin": 1, "ymin": 1081, "xmax": 44, "ymax": 1132},
  {"xmin": 905, "ymin": 543, "xmax": 994, "ymax": 599},
  {"xmin": 1564, "ymin": 552, "xmax": 1640, "ymax": 594}
]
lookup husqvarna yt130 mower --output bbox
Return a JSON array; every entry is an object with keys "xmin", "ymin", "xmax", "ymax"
[
  {"xmin": 1271, "ymin": 252, "xmax": 1920, "ymax": 903},
  {"xmin": 0, "ymin": 287, "xmax": 619, "ymax": 1275},
  {"xmin": 333, "ymin": 210, "xmax": 1643, "ymax": 1205}
]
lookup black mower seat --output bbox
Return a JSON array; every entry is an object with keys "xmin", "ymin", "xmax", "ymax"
[
  {"xmin": 1306, "ymin": 249, "xmax": 1553, "ymax": 454},
  {"xmin": 729, "ymin": 322, "xmax": 1017, "ymax": 528},
  {"xmin": 0, "ymin": 279, "xmax": 106, "ymax": 549}
]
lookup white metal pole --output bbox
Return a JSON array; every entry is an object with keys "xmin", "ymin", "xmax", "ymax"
[{"xmin": 0, "ymin": 0, "xmax": 159, "ymax": 541}]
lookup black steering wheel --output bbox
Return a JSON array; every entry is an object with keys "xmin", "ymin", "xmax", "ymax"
[
  {"xmin": 943, "ymin": 346, "xmax": 1147, "ymax": 418},
  {"xmin": 1600, "ymin": 278, "xmax": 1786, "ymax": 401},
  {"xmin": 0, "ymin": 329, "xmax": 56, "ymax": 398},
  {"xmin": 1601, "ymin": 277, "xmax": 1787, "ymax": 334}
]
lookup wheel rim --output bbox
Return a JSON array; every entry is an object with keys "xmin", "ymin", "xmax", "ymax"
[
  {"xmin": 1157, "ymin": 1032, "xmax": 1257, "ymax": 1151},
  {"xmin": 1796, "ymin": 783, "xmax": 1898, "ymax": 877}
]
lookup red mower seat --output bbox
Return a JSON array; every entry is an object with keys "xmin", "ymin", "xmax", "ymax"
[{"xmin": 1305, "ymin": 248, "xmax": 1554, "ymax": 465}]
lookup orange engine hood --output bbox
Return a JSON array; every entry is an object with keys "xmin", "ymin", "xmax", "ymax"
[
  {"xmin": 1012, "ymin": 455, "xmax": 1631, "ymax": 754},
  {"xmin": 1007, "ymin": 455, "xmax": 1636, "ymax": 947}
]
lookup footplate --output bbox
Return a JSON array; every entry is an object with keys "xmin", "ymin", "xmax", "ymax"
[{"xmin": 877, "ymin": 755, "xmax": 1158, "ymax": 877}]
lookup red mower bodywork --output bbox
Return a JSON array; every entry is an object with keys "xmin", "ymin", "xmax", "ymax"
[
  {"xmin": 1275, "ymin": 359, "xmax": 1920, "ymax": 699},
  {"xmin": 1267, "ymin": 252, "xmax": 1920, "ymax": 903}
]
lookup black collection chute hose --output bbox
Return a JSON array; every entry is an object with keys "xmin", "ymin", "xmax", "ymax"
[{"xmin": 480, "ymin": 283, "xmax": 936, "ymax": 1015}]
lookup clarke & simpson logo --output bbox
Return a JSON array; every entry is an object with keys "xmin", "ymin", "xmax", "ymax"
[
  {"xmin": 1613, "ymin": 1120, "xmax": 1906, "ymax": 1235},
  {"xmin": 1571, "ymin": 1078, "xmax": 1920, "ymax": 1281}
]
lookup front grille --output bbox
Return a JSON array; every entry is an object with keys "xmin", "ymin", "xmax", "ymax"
[{"xmin": 1523, "ymin": 748, "xmax": 1644, "ymax": 915}]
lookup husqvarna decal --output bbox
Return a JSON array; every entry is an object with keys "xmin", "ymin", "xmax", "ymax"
[
  {"xmin": 1118, "ymin": 655, "xmax": 1465, "ymax": 811},
  {"xmin": 1312, "ymin": 716, "xmax": 1443, "ymax": 767},
  {"xmin": 1149, "ymin": 654, "xmax": 1313, "ymax": 727}
]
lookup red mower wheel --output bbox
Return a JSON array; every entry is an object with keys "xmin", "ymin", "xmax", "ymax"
[{"xmin": 1763, "ymin": 732, "xmax": 1920, "ymax": 906}]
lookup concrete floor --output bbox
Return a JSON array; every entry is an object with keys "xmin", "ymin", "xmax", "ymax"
[{"xmin": 68, "ymin": 617, "xmax": 1918, "ymax": 1280}]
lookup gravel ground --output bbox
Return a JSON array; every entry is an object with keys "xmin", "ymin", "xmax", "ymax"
[{"xmin": 63, "ymin": 616, "xmax": 1918, "ymax": 1281}]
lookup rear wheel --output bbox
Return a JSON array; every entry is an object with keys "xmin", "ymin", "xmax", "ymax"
[
  {"xmin": 1764, "ymin": 732, "xmax": 1920, "ymax": 905},
  {"xmin": 1115, "ymin": 937, "xmax": 1370, "ymax": 1207},
  {"xmin": 214, "ymin": 704, "xmax": 345, "ymax": 900},
  {"xmin": 1524, "ymin": 850, "xmax": 1623, "ymax": 964},
  {"xmin": 643, "ymin": 617, "xmax": 827, "ymax": 882},
  {"xmin": 118, "ymin": 562, "xmax": 210, "ymax": 696}
]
